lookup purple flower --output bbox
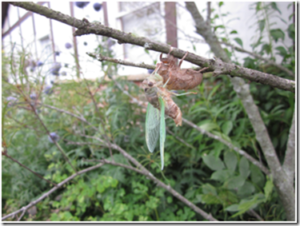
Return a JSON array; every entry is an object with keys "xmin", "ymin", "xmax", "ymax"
[
  {"xmin": 6, "ymin": 96, "xmax": 17, "ymax": 102},
  {"xmin": 30, "ymin": 93, "xmax": 37, "ymax": 100},
  {"xmin": 75, "ymin": 2, "xmax": 89, "ymax": 8},
  {"xmin": 48, "ymin": 132, "xmax": 59, "ymax": 143},
  {"xmin": 93, "ymin": 3, "xmax": 102, "ymax": 11},
  {"xmin": 37, "ymin": 61, "xmax": 44, "ymax": 67},
  {"xmin": 65, "ymin": 43, "xmax": 72, "ymax": 49},
  {"xmin": 50, "ymin": 63, "xmax": 62, "ymax": 76},
  {"xmin": 44, "ymin": 84, "xmax": 53, "ymax": 95}
]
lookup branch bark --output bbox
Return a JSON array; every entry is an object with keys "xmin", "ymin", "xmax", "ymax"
[
  {"xmin": 185, "ymin": 2, "xmax": 295, "ymax": 221},
  {"xmin": 9, "ymin": 2, "xmax": 295, "ymax": 93},
  {"xmin": 283, "ymin": 111, "xmax": 295, "ymax": 185}
]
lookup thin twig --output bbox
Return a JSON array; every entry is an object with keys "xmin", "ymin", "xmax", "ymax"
[
  {"xmin": 2, "ymin": 162, "xmax": 105, "ymax": 221},
  {"xmin": 17, "ymin": 208, "xmax": 26, "ymax": 221},
  {"xmin": 206, "ymin": 2, "xmax": 211, "ymax": 25},
  {"xmin": 87, "ymin": 52, "xmax": 156, "ymax": 70},
  {"xmin": 247, "ymin": 209, "xmax": 264, "ymax": 221},
  {"xmin": 3, "ymin": 152, "xmax": 57, "ymax": 186},
  {"xmin": 39, "ymin": 103, "xmax": 98, "ymax": 131}
]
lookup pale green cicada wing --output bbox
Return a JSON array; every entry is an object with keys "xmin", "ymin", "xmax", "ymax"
[
  {"xmin": 145, "ymin": 102, "xmax": 160, "ymax": 153},
  {"xmin": 158, "ymin": 96, "xmax": 166, "ymax": 170}
]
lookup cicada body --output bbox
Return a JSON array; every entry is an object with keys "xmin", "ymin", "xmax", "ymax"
[
  {"xmin": 143, "ymin": 77, "xmax": 183, "ymax": 170},
  {"xmin": 143, "ymin": 78, "xmax": 182, "ymax": 126},
  {"xmin": 156, "ymin": 48, "xmax": 209, "ymax": 91}
]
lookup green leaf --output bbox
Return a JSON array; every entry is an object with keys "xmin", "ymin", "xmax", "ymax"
[
  {"xmin": 258, "ymin": 19, "xmax": 265, "ymax": 33},
  {"xmin": 264, "ymin": 177, "xmax": 273, "ymax": 201},
  {"xmin": 288, "ymin": 24, "xmax": 295, "ymax": 40},
  {"xmin": 275, "ymin": 46, "xmax": 287, "ymax": 57},
  {"xmin": 202, "ymin": 155, "xmax": 225, "ymax": 171},
  {"xmin": 270, "ymin": 2, "xmax": 281, "ymax": 14},
  {"xmin": 243, "ymin": 57, "xmax": 256, "ymax": 69},
  {"xmin": 225, "ymin": 204, "xmax": 239, "ymax": 212},
  {"xmin": 230, "ymin": 30, "xmax": 238, "ymax": 34},
  {"xmin": 233, "ymin": 38, "xmax": 243, "ymax": 47},
  {"xmin": 270, "ymin": 29, "xmax": 285, "ymax": 42},
  {"xmin": 212, "ymin": 131, "xmax": 231, "ymax": 143},
  {"xmin": 207, "ymin": 83, "xmax": 222, "ymax": 100},
  {"xmin": 200, "ymin": 194, "xmax": 221, "ymax": 205},
  {"xmin": 198, "ymin": 120, "xmax": 219, "ymax": 132},
  {"xmin": 231, "ymin": 194, "xmax": 265, "ymax": 218},
  {"xmin": 239, "ymin": 157, "xmax": 250, "ymax": 178},
  {"xmin": 226, "ymin": 175, "xmax": 245, "ymax": 189},
  {"xmin": 146, "ymin": 196, "xmax": 159, "ymax": 209},
  {"xmin": 223, "ymin": 48, "xmax": 232, "ymax": 59},
  {"xmin": 211, "ymin": 169, "xmax": 232, "ymax": 182},
  {"xmin": 202, "ymin": 183, "xmax": 217, "ymax": 195},
  {"xmin": 250, "ymin": 164, "xmax": 265, "ymax": 188},
  {"xmin": 237, "ymin": 181, "xmax": 255, "ymax": 196},
  {"xmin": 224, "ymin": 151, "xmax": 237, "ymax": 173},
  {"xmin": 255, "ymin": 2, "xmax": 262, "ymax": 12},
  {"xmin": 219, "ymin": 2, "xmax": 224, "ymax": 7},
  {"xmin": 261, "ymin": 43, "xmax": 272, "ymax": 54},
  {"xmin": 192, "ymin": 44, "xmax": 196, "ymax": 51},
  {"xmin": 214, "ymin": 25, "xmax": 225, "ymax": 32},
  {"xmin": 222, "ymin": 121, "xmax": 233, "ymax": 135}
]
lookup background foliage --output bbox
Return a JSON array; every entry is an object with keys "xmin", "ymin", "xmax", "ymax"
[{"xmin": 2, "ymin": 2, "xmax": 294, "ymax": 221}]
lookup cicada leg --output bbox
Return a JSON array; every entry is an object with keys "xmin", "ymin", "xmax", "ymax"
[
  {"xmin": 163, "ymin": 75, "xmax": 171, "ymax": 88},
  {"xmin": 166, "ymin": 46, "xmax": 174, "ymax": 58},
  {"xmin": 178, "ymin": 51, "xmax": 189, "ymax": 68}
]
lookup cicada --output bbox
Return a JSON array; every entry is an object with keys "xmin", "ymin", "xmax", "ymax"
[
  {"xmin": 156, "ymin": 47, "xmax": 209, "ymax": 91},
  {"xmin": 143, "ymin": 75, "xmax": 191, "ymax": 170}
]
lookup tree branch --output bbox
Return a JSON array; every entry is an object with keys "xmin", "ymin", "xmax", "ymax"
[
  {"xmin": 206, "ymin": 2, "xmax": 211, "ymax": 25},
  {"xmin": 221, "ymin": 42, "xmax": 294, "ymax": 77},
  {"xmin": 9, "ymin": 2, "xmax": 295, "ymax": 93},
  {"xmin": 283, "ymin": 111, "xmax": 295, "ymax": 185},
  {"xmin": 185, "ymin": 2, "xmax": 295, "ymax": 221}
]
